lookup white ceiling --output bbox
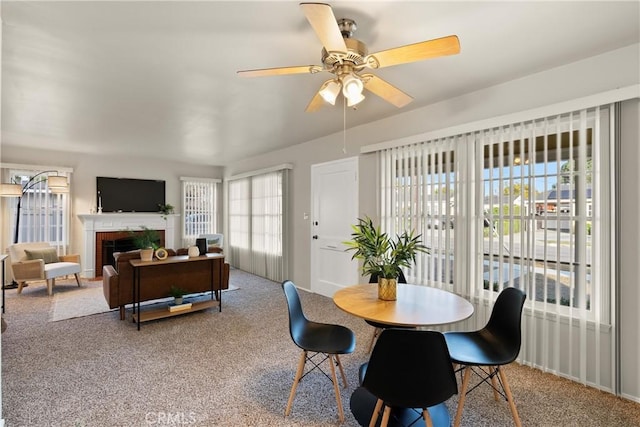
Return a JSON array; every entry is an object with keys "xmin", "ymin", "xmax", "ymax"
[{"xmin": 1, "ymin": 1, "xmax": 638, "ymax": 166}]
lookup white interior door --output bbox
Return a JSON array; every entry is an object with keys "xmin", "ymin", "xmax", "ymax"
[{"xmin": 310, "ymin": 157, "xmax": 359, "ymax": 297}]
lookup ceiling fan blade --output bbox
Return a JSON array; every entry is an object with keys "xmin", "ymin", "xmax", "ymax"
[
  {"xmin": 368, "ymin": 35, "xmax": 460, "ymax": 69},
  {"xmin": 237, "ymin": 65, "xmax": 321, "ymax": 78},
  {"xmin": 363, "ymin": 74, "xmax": 413, "ymax": 108},
  {"xmin": 300, "ymin": 2, "xmax": 347, "ymax": 53},
  {"xmin": 305, "ymin": 90, "xmax": 326, "ymax": 112}
]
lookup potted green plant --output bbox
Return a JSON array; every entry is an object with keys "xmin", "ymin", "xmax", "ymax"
[
  {"xmin": 170, "ymin": 285, "xmax": 187, "ymax": 305},
  {"xmin": 158, "ymin": 203, "xmax": 175, "ymax": 220},
  {"xmin": 344, "ymin": 216, "xmax": 428, "ymax": 300},
  {"xmin": 129, "ymin": 226, "xmax": 160, "ymax": 262}
]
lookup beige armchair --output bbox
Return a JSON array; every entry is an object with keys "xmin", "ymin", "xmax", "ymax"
[{"xmin": 8, "ymin": 242, "xmax": 82, "ymax": 296}]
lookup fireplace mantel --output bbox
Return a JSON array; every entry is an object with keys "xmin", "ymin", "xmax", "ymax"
[{"xmin": 78, "ymin": 213, "xmax": 179, "ymax": 278}]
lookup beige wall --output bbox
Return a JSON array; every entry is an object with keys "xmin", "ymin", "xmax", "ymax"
[
  {"xmin": 0, "ymin": 149, "xmax": 222, "ymax": 252},
  {"xmin": 619, "ymin": 98, "xmax": 640, "ymax": 400}
]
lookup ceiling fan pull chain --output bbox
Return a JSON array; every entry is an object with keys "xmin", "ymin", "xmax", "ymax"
[{"xmin": 342, "ymin": 96, "xmax": 347, "ymax": 154}]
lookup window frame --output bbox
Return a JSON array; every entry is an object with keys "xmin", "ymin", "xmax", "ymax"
[{"xmin": 180, "ymin": 177, "xmax": 220, "ymax": 248}]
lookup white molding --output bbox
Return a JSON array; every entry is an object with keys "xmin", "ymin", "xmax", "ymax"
[
  {"xmin": 0, "ymin": 162, "xmax": 74, "ymax": 173},
  {"xmin": 179, "ymin": 176, "xmax": 222, "ymax": 183},
  {"xmin": 228, "ymin": 163, "xmax": 293, "ymax": 181},
  {"xmin": 361, "ymin": 84, "xmax": 640, "ymax": 154},
  {"xmin": 77, "ymin": 213, "xmax": 178, "ymax": 278}
]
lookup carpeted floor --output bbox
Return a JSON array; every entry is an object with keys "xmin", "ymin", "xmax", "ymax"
[
  {"xmin": 2, "ymin": 270, "xmax": 639, "ymax": 426},
  {"xmin": 48, "ymin": 281, "xmax": 240, "ymax": 322},
  {"xmin": 49, "ymin": 281, "xmax": 113, "ymax": 322}
]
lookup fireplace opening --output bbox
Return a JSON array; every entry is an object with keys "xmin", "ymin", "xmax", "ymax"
[
  {"xmin": 95, "ymin": 230, "xmax": 165, "ymax": 277},
  {"xmin": 102, "ymin": 237, "xmax": 138, "ymax": 270}
]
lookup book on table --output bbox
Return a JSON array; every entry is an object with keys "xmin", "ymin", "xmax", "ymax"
[{"xmin": 168, "ymin": 302, "xmax": 193, "ymax": 312}]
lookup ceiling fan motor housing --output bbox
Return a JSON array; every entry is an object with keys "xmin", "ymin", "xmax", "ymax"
[
  {"xmin": 337, "ymin": 18, "xmax": 357, "ymax": 38},
  {"xmin": 321, "ymin": 37, "xmax": 368, "ymax": 71}
]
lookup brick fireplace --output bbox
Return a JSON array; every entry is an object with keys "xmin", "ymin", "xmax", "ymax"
[
  {"xmin": 78, "ymin": 213, "xmax": 178, "ymax": 278},
  {"xmin": 94, "ymin": 230, "xmax": 166, "ymax": 278}
]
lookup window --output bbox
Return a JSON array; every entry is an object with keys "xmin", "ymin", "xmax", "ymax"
[
  {"xmin": 181, "ymin": 178, "xmax": 219, "ymax": 248},
  {"xmin": 380, "ymin": 138, "xmax": 460, "ymax": 288},
  {"xmin": 478, "ymin": 111, "xmax": 603, "ymax": 318},
  {"xmin": 228, "ymin": 166, "xmax": 290, "ymax": 282},
  {"xmin": 228, "ymin": 179, "xmax": 249, "ymax": 250},
  {"xmin": 251, "ymin": 172, "xmax": 283, "ymax": 256},
  {"xmin": 4, "ymin": 168, "xmax": 71, "ymax": 248},
  {"xmin": 377, "ymin": 104, "xmax": 614, "ymax": 391}
]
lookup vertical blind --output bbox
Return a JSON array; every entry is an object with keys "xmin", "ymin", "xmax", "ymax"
[
  {"xmin": 181, "ymin": 177, "xmax": 219, "ymax": 248},
  {"xmin": 378, "ymin": 105, "xmax": 615, "ymax": 393},
  {"xmin": 228, "ymin": 168, "xmax": 289, "ymax": 282},
  {"xmin": 379, "ymin": 137, "xmax": 461, "ymax": 290},
  {"xmin": 4, "ymin": 168, "xmax": 71, "ymax": 253}
]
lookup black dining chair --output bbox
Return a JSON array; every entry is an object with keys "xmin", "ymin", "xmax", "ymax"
[
  {"xmin": 366, "ymin": 271, "xmax": 412, "ymax": 352},
  {"xmin": 281, "ymin": 280, "xmax": 356, "ymax": 423},
  {"xmin": 350, "ymin": 328, "xmax": 458, "ymax": 427},
  {"xmin": 443, "ymin": 287, "xmax": 526, "ymax": 427}
]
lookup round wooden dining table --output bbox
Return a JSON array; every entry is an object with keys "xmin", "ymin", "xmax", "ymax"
[
  {"xmin": 333, "ymin": 283, "xmax": 474, "ymax": 327},
  {"xmin": 337, "ymin": 283, "xmax": 474, "ymax": 427}
]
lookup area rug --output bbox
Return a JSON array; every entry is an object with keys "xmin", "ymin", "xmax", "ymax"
[
  {"xmin": 49, "ymin": 282, "xmax": 113, "ymax": 322},
  {"xmin": 49, "ymin": 283, "xmax": 239, "ymax": 322}
]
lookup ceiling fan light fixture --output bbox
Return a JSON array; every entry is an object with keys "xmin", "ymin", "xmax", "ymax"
[
  {"xmin": 341, "ymin": 73, "xmax": 365, "ymax": 107},
  {"xmin": 346, "ymin": 91, "xmax": 365, "ymax": 107},
  {"xmin": 341, "ymin": 73, "xmax": 363, "ymax": 97},
  {"xmin": 319, "ymin": 79, "xmax": 341, "ymax": 105}
]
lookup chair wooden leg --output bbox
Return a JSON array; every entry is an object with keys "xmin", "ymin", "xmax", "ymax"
[
  {"xmin": 285, "ymin": 350, "xmax": 307, "ymax": 417},
  {"xmin": 369, "ymin": 398, "xmax": 383, "ymax": 427},
  {"xmin": 119, "ymin": 306, "xmax": 125, "ymax": 321},
  {"xmin": 497, "ymin": 367, "xmax": 522, "ymax": 427},
  {"xmin": 17, "ymin": 281, "xmax": 25, "ymax": 294},
  {"xmin": 489, "ymin": 366, "xmax": 500, "ymax": 401},
  {"xmin": 380, "ymin": 405, "xmax": 392, "ymax": 427},
  {"xmin": 368, "ymin": 327, "xmax": 381, "ymax": 353},
  {"xmin": 327, "ymin": 354, "xmax": 345, "ymax": 423},
  {"xmin": 453, "ymin": 366, "xmax": 471, "ymax": 427},
  {"xmin": 423, "ymin": 409, "xmax": 434, "ymax": 427},
  {"xmin": 47, "ymin": 278, "xmax": 55, "ymax": 296},
  {"xmin": 335, "ymin": 354, "xmax": 348, "ymax": 388},
  {"xmin": 74, "ymin": 273, "xmax": 82, "ymax": 287}
]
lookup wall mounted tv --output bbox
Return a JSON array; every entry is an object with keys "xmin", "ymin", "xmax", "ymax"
[{"xmin": 97, "ymin": 177, "xmax": 166, "ymax": 213}]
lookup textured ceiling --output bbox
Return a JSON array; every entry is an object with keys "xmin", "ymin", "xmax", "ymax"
[{"xmin": 1, "ymin": 1, "xmax": 638, "ymax": 165}]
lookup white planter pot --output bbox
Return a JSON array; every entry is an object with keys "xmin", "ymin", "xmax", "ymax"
[
  {"xmin": 140, "ymin": 248, "xmax": 154, "ymax": 262},
  {"xmin": 187, "ymin": 246, "xmax": 200, "ymax": 258}
]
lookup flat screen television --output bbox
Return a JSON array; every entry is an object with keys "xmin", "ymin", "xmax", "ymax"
[{"xmin": 97, "ymin": 177, "xmax": 165, "ymax": 213}]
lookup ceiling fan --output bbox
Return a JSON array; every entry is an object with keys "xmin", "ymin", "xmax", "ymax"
[{"xmin": 237, "ymin": 2, "xmax": 460, "ymax": 112}]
